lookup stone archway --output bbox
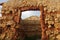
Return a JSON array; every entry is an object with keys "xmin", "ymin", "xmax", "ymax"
[
  {"xmin": 0, "ymin": 0, "xmax": 60, "ymax": 40},
  {"xmin": 13, "ymin": 5, "xmax": 48, "ymax": 40},
  {"xmin": 0, "ymin": 0, "xmax": 49, "ymax": 40},
  {"xmin": 0, "ymin": 3, "xmax": 48, "ymax": 40}
]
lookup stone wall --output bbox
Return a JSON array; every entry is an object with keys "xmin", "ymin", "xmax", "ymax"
[
  {"xmin": 0, "ymin": 0, "xmax": 60, "ymax": 40},
  {"xmin": 45, "ymin": 13, "xmax": 60, "ymax": 40}
]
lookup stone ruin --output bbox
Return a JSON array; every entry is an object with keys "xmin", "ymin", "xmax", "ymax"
[{"xmin": 0, "ymin": 0, "xmax": 60, "ymax": 40}]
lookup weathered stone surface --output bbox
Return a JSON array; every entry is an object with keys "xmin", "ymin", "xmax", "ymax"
[
  {"xmin": 45, "ymin": 13, "xmax": 60, "ymax": 40},
  {"xmin": 1, "ymin": 0, "xmax": 60, "ymax": 12},
  {"xmin": 0, "ymin": 0, "xmax": 60, "ymax": 40}
]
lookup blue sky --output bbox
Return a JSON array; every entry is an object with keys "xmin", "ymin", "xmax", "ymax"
[
  {"xmin": 0, "ymin": 0, "xmax": 8, "ymax": 3},
  {"xmin": 0, "ymin": 0, "xmax": 40, "ymax": 19},
  {"xmin": 0, "ymin": 0, "xmax": 8, "ymax": 9},
  {"xmin": 21, "ymin": 11, "xmax": 40, "ymax": 19}
]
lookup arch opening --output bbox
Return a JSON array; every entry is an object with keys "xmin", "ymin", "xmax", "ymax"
[{"xmin": 20, "ymin": 10, "xmax": 42, "ymax": 40}]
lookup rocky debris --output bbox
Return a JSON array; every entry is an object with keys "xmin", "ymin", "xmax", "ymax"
[
  {"xmin": 2, "ymin": 0, "xmax": 60, "ymax": 12},
  {"xmin": 0, "ymin": 14, "xmax": 18, "ymax": 40},
  {"xmin": 46, "ymin": 28, "xmax": 60, "ymax": 40},
  {"xmin": 45, "ymin": 13, "xmax": 60, "ymax": 40}
]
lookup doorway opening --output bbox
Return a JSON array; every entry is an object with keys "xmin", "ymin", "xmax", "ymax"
[{"xmin": 20, "ymin": 10, "xmax": 42, "ymax": 40}]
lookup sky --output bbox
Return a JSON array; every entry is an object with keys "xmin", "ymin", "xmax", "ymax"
[
  {"xmin": 21, "ymin": 11, "xmax": 40, "ymax": 19},
  {"xmin": 0, "ymin": 0, "xmax": 8, "ymax": 3},
  {"xmin": 0, "ymin": 0, "xmax": 8, "ymax": 17},
  {"xmin": 0, "ymin": 0, "xmax": 40, "ymax": 19}
]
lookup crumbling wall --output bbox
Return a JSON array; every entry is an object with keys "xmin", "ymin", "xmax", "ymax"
[
  {"xmin": 0, "ymin": 0, "xmax": 60, "ymax": 40},
  {"xmin": 45, "ymin": 13, "xmax": 60, "ymax": 40},
  {"xmin": 0, "ymin": 5, "xmax": 23, "ymax": 40}
]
